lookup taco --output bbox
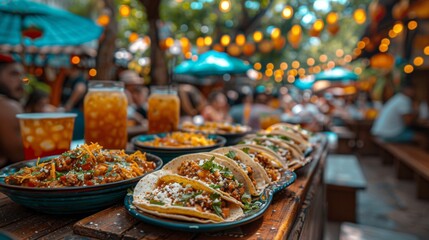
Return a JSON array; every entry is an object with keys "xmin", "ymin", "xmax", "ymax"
[
  {"xmin": 240, "ymin": 137, "xmax": 303, "ymax": 169},
  {"xmin": 210, "ymin": 147, "xmax": 269, "ymax": 195},
  {"xmin": 133, "ymin": 172, "xmax": 244, "ymax": 223},
  {"xmin": 266, "ymin": 123, "xmax": 311, "ymax": 142},
  {"xmin": 255, "ymin": 131, "xmax": 308, "ymax": 153},
  {"xmin": 163, "ymin": 153, "xmax": 254, "ymax": 206},
  {"xmin": 234, "ymin": 144, "xmax": 285, "ymax": 182}
]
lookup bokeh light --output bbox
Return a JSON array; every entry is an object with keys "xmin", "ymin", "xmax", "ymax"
[
  {"xmin": 404, "ymin": 64, "xmax": 414, "ymax": 74},
  {"xmin": 282, "ymin": 6, "xmax": 293, "ymax": 19},
  {"xmin": 413, "ymin": 56, "xmax": 424, "ymax": 66},
  {"xmin": 353, "ymin": 9, "xmax": 366, "ymax": 24}
]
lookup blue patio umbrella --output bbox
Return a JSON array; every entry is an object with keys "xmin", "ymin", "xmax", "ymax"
[
  {"xmin": 294, "ymin": 75, "xmax": 316, "ymax": 90},
  {"xmin": 314, "ymin": 67, "xmax": 358, "ymax": 82},
  {"xmin": 0, "ymin": 0, "xmax": 102, "ymax": 49},
  {"xmin": 175, "ymin": 50, "xmax": 251, "ymax": 77}
]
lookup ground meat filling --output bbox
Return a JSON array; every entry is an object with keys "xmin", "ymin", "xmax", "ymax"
[
  {"xmin": 144, "ymin": 181, "xmax": 230, "ymax": 218},
  {"xmin": 224, "ymin": 151, "xmax": 257, "ymax": 187},
  {"xmin": 247, "ymin": 151, "xmax": 281, "ymax": 182},
  {"xmin": 177, "ymin": 158, "xmax": 245, "ymax": 202}
]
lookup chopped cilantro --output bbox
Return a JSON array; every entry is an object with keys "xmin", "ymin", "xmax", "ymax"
[
  {"xmin": 55, "ymin": 172, "xmax": 65, "ymax": 178},
  {"xmin": 241, "ymin": 193, "xmax": 252, "ymax": 204},
  {"xmin": 201, "ymin": 156, "xmax": 216, "ymax": 171},
  {"xmin": 225, "ymin": 151, "xmax": 236, "ymax": 160},
  {"xmin": 243, "ymin": 202, "xmax": 260, "ymax": 213},
  {"xmin": 268, "ymin": 145, "xmax": 279, "ymax": 152},
  {"xmin": 209, "ymin": 184, "xmax": 221, "ymax": 189},
  {"xmin": 210, "ymin": 193, "xmax": 220, "ymax": 200},
  {"xmin": 241, "ymin": 147, "xmax": 250, "ymax": 154},
  {"xmin": 181, "ymin": 190, "xmax": 202, "ymax": 201}
]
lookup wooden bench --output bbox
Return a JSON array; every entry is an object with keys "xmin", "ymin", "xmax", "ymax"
[
  {"xmin": 374, "ymin": 138, "xmax": 429, "ymax": 200},
  {"xmin": 325, "ymin": 155, "xmax": 367, "ymax": 222},
  {"xmin": 340, "ymin": 222, "xmax": 418, "ymax": 240}
]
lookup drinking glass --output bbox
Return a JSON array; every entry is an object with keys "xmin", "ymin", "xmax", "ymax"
[
  {"xmin": 17, "ymin": 113, "xmax": 77, "ymax": 160},
  {"xmin": 147, "ymin": 86, "xmax": 180, "ymax": 133},
  {"xmin": 84, "ymin": 81, "xmax": 128, "ymax": 149}
]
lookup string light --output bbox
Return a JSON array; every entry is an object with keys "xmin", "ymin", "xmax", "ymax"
[
  {"xmin": 254, "ymin": 62, "xmax": 261, "ymax": 70},
  {"xmin": 413, "ymin": 57, "xmax": 424, "ymax": 66},
  {"xmin": 166, "ymin": 37, "xmax": 175, "ymax": 48},
  {"xmin": 280, "ymin": 62, "xmax": 288, "ymax": 70},
  {"xmin": 196, "ymin": 37, "xmax": 204, "ymax": 47},
  {"xmin": 119, "ymin": 5, "xmax": 130, "ymax": 17},
  {"xmin": 313, "ymin": 20, "xmax": 324, "ymax": 31},
  {"xmin": 271, "ymin": 28, "xmax": 281, "ymax": 39},
  {"xmin": 379, "ymin": 44, "xmax": 388, "ymax": 52},
  {"xmin": 408, "ymin": 20, "xmax": 418, "ymax": 30},
  {"xmin": 266, "ymin": 63, "xmax": 274, "ymax": 70},
  {"xmin": 71, "ymin": 56, "xmax": 80, "ymax": 65},
  {"xmin": 291, "ymin": 60, "xmax": 300, "ymax": 69},
  {"xmin": 327, "ymin": 12, "xmax": 338, "ymax": 25},
  {"xmin": 353, "ymin": 9, "xmax": 366, "ymax": 24},
  {"xmin": 201, "ymin": 36, "xmax": 211, "ymax": 46},
  {"xmin": 253, "ymin": 31, "xmax": 263, "ymax": 42},
  {"xmin": 404, "ymin": 64, "xmax": 414, "ymax": 74},
  {"xmin": 220, "ymin": 35, "xmax": 230, "ymax": 46},
  {"xmin": 381, "ymin": 38, "xmax": 390, "ymax": 45},
  {"xmin": 307, "ymin": 58, "xmax": 315, "ymax": 66},
  {"xmin": 393, "ymin": 23, "xmax": 404, "ymax": 34},
  {"xmin": 89, "ymin": 68, "xmax": 97, "ymax": 77},
  {"xmin": 336, "ymin": 49, "xmax": 344, "ymax": 57},
  {"xmin": 357, "ymin": 41, "xmax": 366, "ymax": 49},
  {"xmin": 282, "ymin": 6, "xmax": 293, "ymax": 19},
  {"xmin": 236, "ymin": 34, "xmax": 246, "ymax": 46},
  {"xmin": 424, "ymin": 46, "xmax": 429, "ymax": 55},
  {"xmin": 319, "ymin": 54, "xmax": 328, "ymax": 62},
  {"xmin": 219, "ymin": 0, "xmax": 231, "ymax": 13}
]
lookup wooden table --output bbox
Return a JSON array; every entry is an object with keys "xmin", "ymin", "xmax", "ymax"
[{"xmin": 0, "ymin": 136, "xmax": 328, "ymax": 240}]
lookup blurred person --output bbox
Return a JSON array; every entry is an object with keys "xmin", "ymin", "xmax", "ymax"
[
  {"xmin": 230, "ymin": 90, "xmax": 253, "ymax": 125},
  {"xmin": 202, "ymin": 91, "xmax": 232, "ymax": 123},
  {"xmin": 371, "ymin": 82, "xmax": 420, "ymax": 143},
  {"xmin": 0, "ymin": 55, "xmax": 25, "ymax": 167},
  {"xmin": 24, "ymin": 89, "xmax": 56, "ymax": 113},
  {"xmin": 178, "ymin": 84, "xmax": 206, "ymax": 117},
  {"xmin": 60, "ymin": 66, "xmax": 86, "ymax": 139},
  {"xmin": 119, "ymin": 70, "xmax": 147, "ymax": 125}
]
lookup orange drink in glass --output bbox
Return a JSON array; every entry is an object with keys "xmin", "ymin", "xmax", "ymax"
[
  {"xmin": 259, "ymin": 114, "xmax": 281, "ymax": 130},
  {"xmin": 84, "ymin": 81, "xmax": 128, "ymax": 149},
  {"xmin": 17, "ymin": 113, "xmax": 77, "ymax": 160},
  {"xmin": 148, "ymin": 86, "xmax": 180, "ymax": 133}
]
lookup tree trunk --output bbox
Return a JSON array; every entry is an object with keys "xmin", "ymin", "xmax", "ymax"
[
  {"xmin": 95, "ymin": 0, "xmax": 117, "ymax": 80},
  {"xmin": 139, "ymin": 0, "xmax": 168, "ymax": 85}
]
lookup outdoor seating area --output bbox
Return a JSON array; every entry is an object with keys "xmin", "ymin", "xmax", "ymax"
[{"xmin": 0, "ymin": 0, "xmax": 429, "ymax": 240}]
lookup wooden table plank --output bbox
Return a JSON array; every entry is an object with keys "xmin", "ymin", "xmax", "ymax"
[
  {"xmin": 325, "ymin": 155, "xmax": 367, "ymax": 189},
  {"xmin": 0, "ymin": 213, "xmax": 77, "ymax": 240},
  {"xmin": 122, "ymin": 222, "xmax": 196, "ymax": 240},
  {"xmin": 73, "ymin": 204, "xmax": 141, "ymax": 240},
  {"xmin": 0, "ymin": 203, "xmax": 35, "ymax": 228}
]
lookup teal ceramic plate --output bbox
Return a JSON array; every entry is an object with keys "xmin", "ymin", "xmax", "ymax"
[
  {"xmin": 131, "ymin": 133, "xmax": 226, "ymax": 164},
  {"xmin": 0, "ymin": 153, "xmax": 162, "ymax": 214},
  {"xmin": 124, "ymin": 170, "xmax": 296, "ymax": 232}
]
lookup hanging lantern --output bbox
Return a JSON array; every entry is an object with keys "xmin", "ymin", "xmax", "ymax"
[
  {"xmin": 22, "ymin": 26, "xmax": 43, "ymax": 40},
  {"xmin": 273, "ymin": 37, "xmax": 286, "ymax": 51},
  {"xmin": 327, "ymin": 23, "xmax": 340, "ymax": 35},
  {"xmin": 258, "ymin": 40, "xmax": 273, "ymax": 53},
  {"xmin": 227, "ymin": 43, "xmax": 241, "ymax": 56},
  {"xmin": 370, "ymin": 53, "xmax": 394, "ymax": 69},
  {"xmin": 243, "ymin": 43, "xmax": 256, "ymax": 56}
]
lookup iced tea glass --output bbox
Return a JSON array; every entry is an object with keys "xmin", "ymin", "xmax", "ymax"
[
  {"xmin": 84, "ymin": 81, "xmax": 128, "ymax": 149},
  {"xmin": 17, "ymin": 113, "xmax": 77, "ymax": 160},
  {"xmin": 148, "ymin": 86, "xmax": 180, "ymax": 133}
]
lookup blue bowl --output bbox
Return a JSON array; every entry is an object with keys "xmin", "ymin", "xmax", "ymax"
[
  {"xmin": 0, "ymin": 153, "xmax": 162, "ymax": 214},
  {"xmin": 131, "ymin": 133, "xmax": 226, "ymax": 164}
]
